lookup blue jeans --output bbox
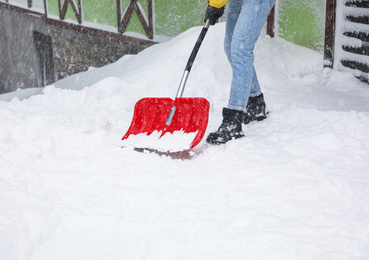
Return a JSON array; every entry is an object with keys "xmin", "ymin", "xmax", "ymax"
[{"xmin": 224, "ymin": 0, "xmax": 276, "ymax": 111}]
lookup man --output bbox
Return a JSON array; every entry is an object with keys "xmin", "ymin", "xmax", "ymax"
[{"xmin": 204, "ymin": 0, "xmax": 276, "ymax": 145}]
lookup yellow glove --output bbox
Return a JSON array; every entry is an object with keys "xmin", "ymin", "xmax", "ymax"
[{"xmin": 207, "ymin": 0, "xmax": 229, "ymax": 8}]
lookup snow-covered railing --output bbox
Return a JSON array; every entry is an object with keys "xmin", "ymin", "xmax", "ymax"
[
  {"xmin": 0, "ymin": 0, "xmax": 155, "ymax": 41},
  {"xmin": 0, "ymin": 0, "xmax": 47, "ymax": 18},
  {"xmin": 335, "ymin": 0, "xmax": 369, "ymax": 82}
]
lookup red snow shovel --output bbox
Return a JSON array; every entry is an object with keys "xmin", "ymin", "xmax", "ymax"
[{"xmin": 122, "ymin": 20, "xmax": 211, "ymax": 149}]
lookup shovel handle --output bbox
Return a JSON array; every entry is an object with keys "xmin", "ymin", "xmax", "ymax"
[
  {"xmin": 166, "ymin": 20, "xmax": 210, "ymax": 127},
  {"xmin": 185, "ymin": 19, "xmax": 211, "ymax": 73},
  {"xmin": 175, "ymin": 19, "xmax": 211, "ymax": 99}
]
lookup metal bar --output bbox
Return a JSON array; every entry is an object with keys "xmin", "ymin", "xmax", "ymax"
[
  {"xmin": 175, "ymin": 70, "xmax": 190, "ymax": 99},
  {"xmin": 165, "ymin": 20, "xmax": 210, "ymax": 126}
]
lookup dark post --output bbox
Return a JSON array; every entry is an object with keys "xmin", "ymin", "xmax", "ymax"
[
  {"xmin": 43, "ymin": 0, "xmax": 47, "ymax": 18},
  {"xmin": 267, "ymin": 5, "xmax": 275, "ymax": 38},
  {"xmin": 324, "ymin": 0, "xmax": 337, "ymax": 68},
  {"xmin": 148, "ymin": 0, "xmax": 153, "ymax": 39}
]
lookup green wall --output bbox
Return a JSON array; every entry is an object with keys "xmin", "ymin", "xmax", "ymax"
[
  {"xmin": 155, "ymin": 0, "xmax": 206, "ymax": 36},
  {"xmin": 278, "ymin": 0, "xmax": 326, "ymax": 51}
]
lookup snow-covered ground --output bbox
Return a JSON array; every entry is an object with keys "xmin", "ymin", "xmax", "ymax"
[{"xmin": 1, "ymin": 23, "xmax": 369, "ymax": 259}]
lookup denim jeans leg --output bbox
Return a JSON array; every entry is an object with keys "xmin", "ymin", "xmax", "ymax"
[
  {"xmin": 224, "ymin": 0, "xmax": 242, "ymax": 62},
  {"xmin": 226, "ymin": 0, "xmax": 276, "ymax": 111},
  {"xmin": 224, "ymin": 1, "xmax": 261, "ymax": 99}
]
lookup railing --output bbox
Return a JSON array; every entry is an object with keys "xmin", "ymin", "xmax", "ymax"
[
  {"xmin": 117, "ymin": 0, "xmax": 153, "ymax": 39},
  {"xmin": 58, "ymin": 0, "xmax": 82, "ymax": 24},
  {"xmin": 340, "ymin": 1, "xmax": 369, "ymax": 82},
  {"xmin": 324, "ymin": 0, "xmax": 369, "ymax": 82},
  {"xmin": 0, "ymin": 0, "xmax": 155, "ymax": 41}
]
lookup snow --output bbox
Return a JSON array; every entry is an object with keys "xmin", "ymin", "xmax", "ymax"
[{"xmin": 1, "ymin": 22, "xmax": 369, "ymax": 259}]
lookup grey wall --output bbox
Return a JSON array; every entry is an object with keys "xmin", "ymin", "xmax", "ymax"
[
  {"xmin": 0, "ymin": 7, "xmax": 152, "ymax": 94},
  {"xmin": 0, "ymin": 8, "xmax": 40, "ymax": 93}
]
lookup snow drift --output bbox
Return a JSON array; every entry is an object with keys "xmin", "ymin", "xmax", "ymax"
[{"xmin": 1, "ymin": 23, "xmax": 369, "ymax": 259}]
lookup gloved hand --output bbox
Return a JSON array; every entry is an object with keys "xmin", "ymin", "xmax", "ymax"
[{"xmin": 204, "ymin": 5, "xmax": 225, "ymax": 25}]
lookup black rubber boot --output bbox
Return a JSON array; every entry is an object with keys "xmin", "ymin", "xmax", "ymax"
[
  {"xmin": 244, "ymin": 93, "xmax": 269, "ymax": 124},
  {"xmin": 206, "ymin": 108, "xmax": 245, "ymax": 145}
]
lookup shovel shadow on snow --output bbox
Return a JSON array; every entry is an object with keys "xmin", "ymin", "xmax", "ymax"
[{"xmin": 133, "ymin": 144, "xmax": 209, "ymax": 160}]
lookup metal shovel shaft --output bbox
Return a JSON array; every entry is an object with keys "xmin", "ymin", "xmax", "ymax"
[{"xmin": 165, "ymin": 20, "xmax": 211, "ymax": 126}]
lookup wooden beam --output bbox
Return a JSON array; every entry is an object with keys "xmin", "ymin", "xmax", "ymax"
[
  {"xmin": 58, "ymin": 0, "xmax": 82, "ymax": 24},
  {"xmin": 43, "ymin": 0, "xmax": 48, "ymax": 18},
  {"xmin": 323, "ymin": 0, "xmax": 337, "ymax": 68},
  {"xmin": 267, "ymin": 5, "xmax": 275, "ymax": 38},
  {"xmin": 117, "ymin": 0, "xmax": 154, "ymax": 39}
]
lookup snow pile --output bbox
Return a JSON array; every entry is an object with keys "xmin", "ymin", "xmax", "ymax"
[{"xmin": 1, "ymin": 23, "xmax": 369, "ymax": 259}]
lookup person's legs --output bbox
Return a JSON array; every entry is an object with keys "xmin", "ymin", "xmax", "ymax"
[
  {"xmin": 225, "ymin": 1, "xmax": 262, "ymax": 99},
  {"xmin": 224, "ymin": 0, "xmax": 243, "ymax": 62},
  {"xmin": 207, "ymin": 0, "xmax": 275, "ymax": 145},
  {"xmin": 227, "ymin": 0, "xmax": 276, "ymax": 111}
]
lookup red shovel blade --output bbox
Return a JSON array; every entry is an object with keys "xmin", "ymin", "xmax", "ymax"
[{"xmin": 122, "ymin": 97, "xmax": 210, "ymax": 149}]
